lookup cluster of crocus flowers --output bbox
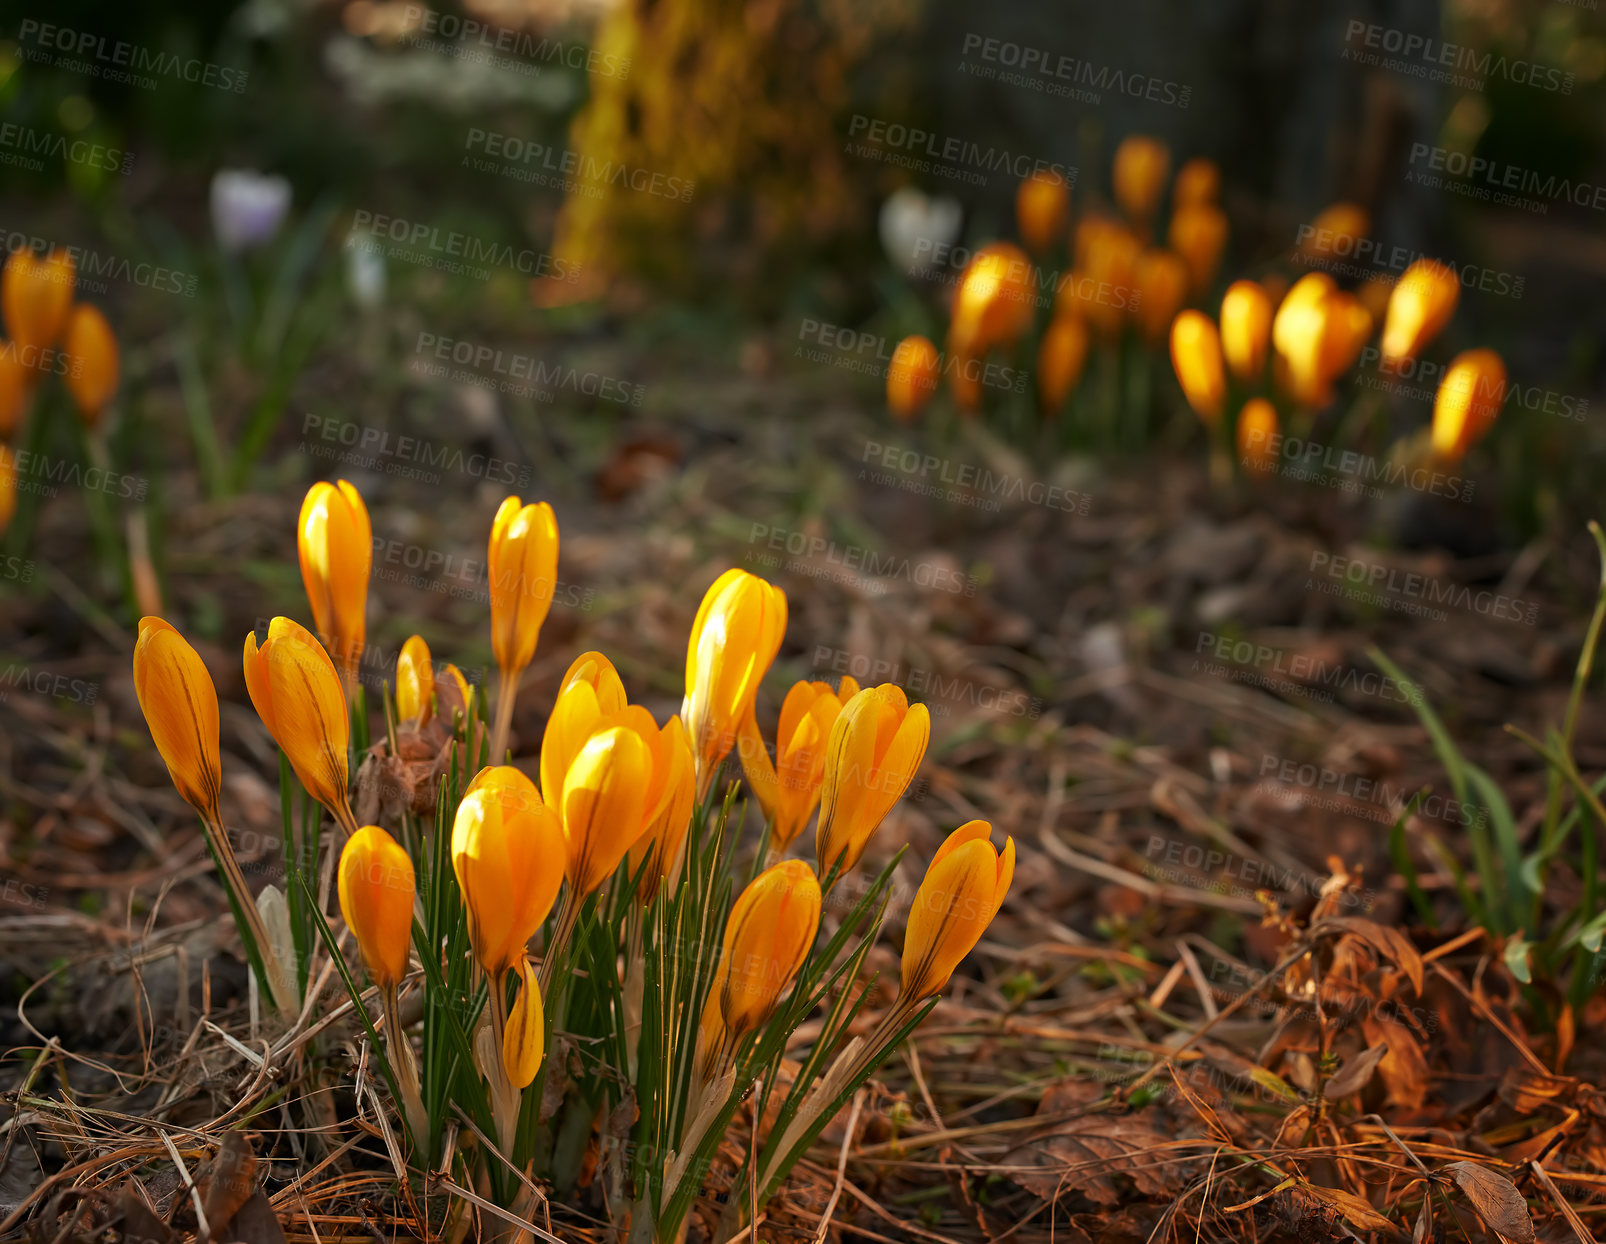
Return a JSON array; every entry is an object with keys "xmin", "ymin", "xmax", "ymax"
[
  {"xmin": 298, "ymin": 480, "xmax": 372, "ymax": 697},
  {"xmin": 128, "ymin": 469, "xmax": 1014, "ymax": 1220},
  {"xmin": 0, "ymin": 247, "xmax": 121, "ymax": 429},
  {"xmin": 487, "ymin": 496, "xmax": 560, "ymax": 759},
  {"xmin": 884, "ymin": 140, "xmax": 1228, "ymax": 426}
]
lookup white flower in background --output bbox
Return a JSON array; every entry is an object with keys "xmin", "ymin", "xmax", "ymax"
[
  {"xmin": 345, "ymin": 231, "xmax": 386, "ymax": 310},
  {"xmin": 210, "ymin": 169, "xmax": 292, "ymax": 252},
  {"xmin": 879, "ymin": 187, "xmax": 962, "ymax": 274}
]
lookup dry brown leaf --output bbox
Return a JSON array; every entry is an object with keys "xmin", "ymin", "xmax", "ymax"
[
  {"xmin": 1318, "ymin": 917, "xmax": 1424, "ymax": 995},
  {"xmin": 1291, "ymin": 1181, "xmax": 1397, "ymax": 1234},
  {"xmin": 1498, "ymin": 1063, "xmax": 1577, "ymax": 1114},
  {"xmin": 1441, "ymin": 1161, "xmax": 1534, "ymax": 1244},
  {"xmin": 1325, "ymin": 1043, "xmax": 1389, "ymax": 1100},
  {"xmin": 228, "ymin": 1191, "xmax": 289, "ymax": 1244},
  {"xmin": 196, "ymin": 1132, "xmax": 256, "ymax": 1242},
  {"xmin": 1361, "ymin": 1015, "xmax": 1429, "ymax": 1112},
  {"xmin": 1003, "ymin": 1088, "xmax": 1193, "ymax": 1207}
]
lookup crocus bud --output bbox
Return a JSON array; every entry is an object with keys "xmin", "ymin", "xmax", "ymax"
[
  {"xmin": 950, "ymin": 243, "xmax": 1034, "ymax": 357},
  {"xmin": 1133, "ymin": 249, "xmax": 1190, "ymax": 343},
  {"xmin": 1037, "ymin": 316, "xmax": 1089, "ymax": 417},
  {"xmin": 134, "ymin": 617, "xmax": 223, "ymax": 823},
  {"xmin": 337, "ymin": 825, "xmax": 415, "ymax": 989},
  {"xmin": 243, "ymin": 617, "xmax": 355, "ymax": 829},
  {"xmin": 946, "ymin": 348, "xmax": 983, "ymax": 416},
  {"xmin": 561, "ymin": 724, "xmax": 651, "ymax": 896},
  {"xmin": 61, "ymin": 304, "xmax": 118, "ymax": 426},
  {"xmin": 626, "ymin": 714, "xmax": 696, "ymax": 900},
  {"xmin": 1298, "ymin": 202, "xmax": 1369, "ymax": 261},
  {"xmin": 738, "ymin": 677, "xmax": 859, "ymax": 852},
  {"xmin": 439, "ymin": 663, "xmax": 474, "ymax": 724},
  {"xmin": 1273, "ymin": 274, "xmax": 1371, "ymax": 408},
  {"xmin": 887, "ymin": 336, "xmax": 940, "ymax": 424},
  {"xmin": 816, "ymin": 685, "xmax": 930, "ymax": 880},
  {"xmin": 1381, "ymin": 259, "xmax": 1459, "ymax": 363},
  {"xmin": 1432, "ymin": 349, "xmax": 1506, "ymax": 462},
  {"xmin": 0, "ymin": 346, "xmax": 30, "ymax": 439},
  {"xmin": 502, "ymin": 956, "xmax": 545, "ymax": 1089},
  {"xmin": 1, "ymin": 248, "xmax": 74, "ymax": 356},
  {"xmin": 488, "ymin": 496, "xmax": 559, "ymax": 679},
  {"xmin": 1236, "ymin": 399, "xmax": 1279, "ymax": 474},
  {"xmin": 396, "ymin": 635, "xmax": 434, "ymax": 724},
  {"xmin": 540, "ymin": 650, "xmax": 629, "ymax": 810},
  {"xmin": 708, "ymin": 859, "xmax": 820, "ymax": 1038},
  {"xmin": 1016, "ymin": 169, "xmax": 1070, "ymax": 253},
  {"xmin": 0, "ymin": 446, "xmax": 14, "ymax": 537},
  {"xmin": 1113, "ymin": 135, "xmax": 1170, "ymax": 224},
  {"xmin": 1219, "ymin": 280, "xmax": 1272, "ymax": 382},
  {"xmin": 1169, "ymin": 310, "xmax": 1226, "ymax": 423},
  {"xmin": 298, "ymin": 480, "xmax": 371, "ymax": 695},
  {"xmin": 900, "ymin": 821, "xmax": 1013, "ymax": 1001},
  {"xmin": 452, "ymin": 765, "xmax": 566, "ymax": 980},
  {"xmin": 1060, "ymin": 224, "xmax": 1140, "ymax": 338},
  {"xmin": 1172, "ymin": 157, "xmax": 1219, "ymax": 208},
  {"xmin": 1167, "ymin": 203, "xmax": 1227, "ymax": 295},
  {"xmin": 682, "ymin": 569, "xmax": 787, "ymax": 797}
]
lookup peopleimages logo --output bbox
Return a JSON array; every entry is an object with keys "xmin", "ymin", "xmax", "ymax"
[
  {"xmin": 1355, "ymin": 346, "xmax": 1588, "ymax": 423},
  {"xmin": 1293, "ymin": 223, "xmax": 1524, "ymax": 299},
  {"xmin": 1407, "ymin": 143, "xmax": 1606, "ymax": 214},
  {"xmin": 413, "ymin": 333, "xmax": 645, "ymax": 407},
  {"xmin": 15, "ymin": 19, "xmax": 250, "ymax": 93},
  {"xmin": 1341, "ymin": 20, "xmax": 1573, "ymax": 94},
  {"xmin": 1240, "ymin": 427, "xmax": 1473, "ymax": 502},
  {"xmin": 957, "ymin": 34, "xmax": 1191, "ymax": 108},
  {"xmin": 796, "ymin": 318, "xmax": 1028, "ymax": 393},
  {"xmin": 347, "ymin": 210, "xmax": 580, "ymax": 283},
  {"xmin": 400, "ymin": 5, "xmax": 631, "ymax": 79},
  {"xmin": 0, "ymin": 232, "xmax": 198, "ymax": 299},
  {"xmin": 0, "ymin": 123, "xmax": 133, "ymax": 175},
  {"xmin": 1192, "ymin": 633, "xmax": 1423, "ymax": 708},
  {"xmin": 1257, "ymin": 753, "xmax": 1487, "ymax": 831},
  {"xmin": 844, "ymin": 114, "xmax": 1074, "ymax": 188},
  {"xmin": 1307, "ymin": 550, "xmax": 1540, "ymax": 626},
  {"xmin": 462, "ymin": 130, "xmax": 693, "ymax": 203}
]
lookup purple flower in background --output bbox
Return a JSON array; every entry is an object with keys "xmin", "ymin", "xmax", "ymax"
[{"xmin": 210, "ymin": 169, "xmax": 292, "ymax": 252}]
